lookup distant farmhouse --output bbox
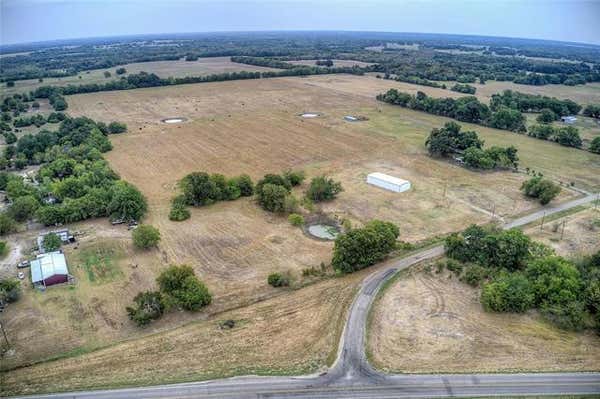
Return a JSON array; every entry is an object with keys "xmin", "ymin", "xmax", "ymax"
[{"xmin": 30, "ymin": 251, "xmax": 71, "ymax": 287}]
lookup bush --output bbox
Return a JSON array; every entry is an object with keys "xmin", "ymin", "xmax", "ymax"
[
  {"xmin": 536, "ymin": 109, "xmax": 557, "ymax": 124},
  {"xmin": 553, "ymin": 126, "xmax": 582, "ymax": 148},
  {"xmin": 42, "ymin": 232, "xmax": 62, "ymax": 252},
  {"xmin": 306, "ymin": 176, "xmax": 343, "ymax": 202},
  {"xmin": 107, "ymin": 121, "xmax": 127, "ymax": 134},
  {"xmin": 283, "ymin": 170, "xmax": 305, "ymax": 186},
  {"xmin": 521, "ymin": 176, "xmax": 561, "ymax": 205},
  {"xmin": 0, "ymin": 278, "xmax": 20, "ymax": 303},
  {"xmin": 126, "ymin": 291, "xmax": 165, "ymax": 326},
  {"xmin": 109, "ymin": 181, "xmax": 148, "ymax": 221},
  {"xmin": 0, "ymin": 212, "xmax": 16, "ymax": 236},
  {"xmin": 132, "ymin": 225, "xmax": 161, "ymax": 249},
  {"xmin": 288, "ymin": 213, "xmax": 304, "ymax": 226},
  {"xmin": 157, "ymin": 265, "xmax": 212, "ymax": 310},
  {"xmin": 234, "ymin": 174, "xmax": 254, "ymax": 196},
  {"xmin": 258, "ymin": 183, "xmax": 288, "ymax": 213},
  {"xmin": 116, "ymin": 67, "xmax": 127, "ymax": 75},
  {"xmin": 169, "ymin": 200, "xmax": 190, "ymax": 222},
  {"xmin": 267, "ymin": 272, "xmax": 289, "ymax": 287},
  {"xmin": 446, "ymin": 259, "xmax": 463, "ymax": 275},
  {"xmin": 0, "ymin": 241, "xmax": 8, "ymax": 258},
  {"xmin": 332, "ymin": 220, "xmax": 399, "ymax": 273},
  {"xmin": 590, "ymin": 137, "xmax": 600, "ymax": 154},
  {"xmin": 541, "ymin": 301, "xmax": 586, "ymax": 331},
  {"xmin": 9, "ymin": 195, "xmax": 40, "ymax": 222},
  {"xmin": 462, "ymin": 264, "xmax": 488, "ymax": 287},
  {"xmin": 525, "ymin": 256, "xmax": 581, "ymax": 307},
  {"xmin": 481, "ymin": 273, "xmax": 534, "ymax": 313}
]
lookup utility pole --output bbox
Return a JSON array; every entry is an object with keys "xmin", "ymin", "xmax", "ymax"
[
  {"xmin": 0, "ymin": 322, "xmax": 8, "ymax": 348},
  {"xmin": 491, "ymin": 203, "xmax": 496, "ymax": 220},
  {"xmin": 560, "ymin": 220, "xmax": 566, "ymax": 240},
  {"xmin": 540, "ymin": 212, "xmax": 546, "ymax": 230}
]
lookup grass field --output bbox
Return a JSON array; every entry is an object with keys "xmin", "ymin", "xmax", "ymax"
[
  {"xmin": 1, "ymin": 267, "xmax": 365, "ymax": 396},
  {"xmin": 0, "ymin": 57, "xmax": 280, "ymax": 96},
  {"xmin": 368, "ymin": 263, "xmax": 600, "ymax": 374},
  {"xmin": 526, "ymin": 206, "xmax": 600, "ymax": 257},
  {"xmin": 2, "ymin": 74, "xmax": 599, "ymax": 386}
]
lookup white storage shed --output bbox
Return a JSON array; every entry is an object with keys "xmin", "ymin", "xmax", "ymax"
[{"xmin": 366, "ymin": 172, "xmax": 411, "ymax": 193}]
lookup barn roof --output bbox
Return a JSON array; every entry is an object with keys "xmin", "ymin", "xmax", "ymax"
[{"xmin": 30, "ymin": 251, "xmax": 68, "ymax": 284}]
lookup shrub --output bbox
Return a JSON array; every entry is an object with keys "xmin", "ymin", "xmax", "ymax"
[
  {"xmin": 42, "ymin": 232, "xmax": 62, "ymax": 252},
  {"xmin": 116, "ymin": 67, "xmax": 127, "ymax": 75},
  {"xmin": 0, "ymin": 278, "xmax": 20, "ymax": 303},
  {"xmin": 157, "ymin": 265, "xmax": 212, "ymax": 311},
  {"xmin": 462, "ymin": 264, "xmax": 488, "ymax": 287},
  {"xmin": 258, "ymin": 183, "xmax": 288, "ymax": 212},
  {"xmin": 256, "ymin": 173, "xmax": 291, "ymax": 194},
  {"xmin": 0, "ymin": 241, "xmax": 8, "ymax": 258},
  {"xmin": 521, "ymin": 176, "xmax": 561, "ymax": 205},
  {"xmin": 283, "ymin": 170, "xmax": 305, "ymax": 186},
  {"xmin": 332, "ymin": 220, "xmax": 399, "ymax": 273},
  {"xmin": 553, "ymin": 126, "xmax": 582, "ymax": 148},
  {"xmin": 109, "ymin": 181, "xmax": 148, "ymax": 221},
  {"xmin": 9, "ymin": 195, "xmax": 40, "ymax": 222},
  {"xmin": 234, "ymin": 174, "xmax": 254, "ymax": 196},
  {"xmin": 590, "ymin": 137, "xmax": 600, "ymax": 154},
  {"xmin": 169, "ymin": 201, "xmax": 190, "ymax": 222},
  {"xmin": 541, "ymin": 301, "xmax": 586, "ymax": 331},
  {"xmin": 525, "ymin": 256, "xmax": 581, "ymax": 307},
  {"xmin": 267, "ymin": 272, "xmax": 289, "ymax": 287},
  {"xmin": 288, "ymin": 213, "xmax": 304, "ymax": 226},
  {"xmin": 126, "ymin": 291, "xmax": 165, "ymax": 326},
  {"xmin": 481, "ymin": 273, "xmax": 534, "ymax": 313},
  {"xmin": 306, "ymin": 176, "xmax": 343, "ymax": 202},
  {"xmin": 536, "ymin": 109, "xmax": 557, "ymax": 124},
  {"xmin": 446, "ymin": 259, "xmax": 463, "ymax": 275},
  {"xmin": 107, "ymin": 121, "xmax": 127, "ymax": 134},
  {"xmin": 132, "ymin": 225, "xmax": 161, "ymax": 249},
  {"xmin": 0, "ymin": 212, "xmax": 16, "ymax": 236}
]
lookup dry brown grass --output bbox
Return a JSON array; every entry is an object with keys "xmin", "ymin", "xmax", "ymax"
[
  {"xmin": 368, "ymin": 266, "xmax": 600, "ymax": 373},
  {"xmin": 1, "ymin": 269, "xmax": 363, "ymax": 396},
  {"xmin": 526, "ymin": 206, "xmax": 600, "ymax": 257},
  {"xmin": 3, "ymin": 74, "xmax": 598, "ymax": 380}
]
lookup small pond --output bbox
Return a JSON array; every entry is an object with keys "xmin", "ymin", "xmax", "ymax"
[{"xmin": 307, "ymin": 224, "xmax": 340, "ymax": 240}]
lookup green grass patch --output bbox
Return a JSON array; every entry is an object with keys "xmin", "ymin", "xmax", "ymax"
[{"xmin": 76, "ymin": 244, "xmax": 123, "ymax": 284}]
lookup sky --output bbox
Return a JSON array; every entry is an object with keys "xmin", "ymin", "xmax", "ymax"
[{"xmin": 1, "ymin": 0, "xmax": 600, "ymax": 46}]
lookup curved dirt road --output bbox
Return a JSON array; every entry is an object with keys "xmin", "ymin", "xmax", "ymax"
[{"xmin": 14, "ymin": 193, "xmax": 600, "ymax": 398}]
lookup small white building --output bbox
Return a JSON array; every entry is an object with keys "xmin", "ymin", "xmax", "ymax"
[
  {"xmin": 366, "ymin": 172, "xmax": 411, "ymax": 193},
  {"xmin": 561, "ymin": 116, "xmax": 577, "ymax": 124}
]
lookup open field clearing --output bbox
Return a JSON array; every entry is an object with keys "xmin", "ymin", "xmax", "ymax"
[
  {"xmin": 288, "ymin": 59, "xmax": 374, "ymax": 67},
  {"xmin": 4, "ymin": 74, "xmax": 598, "ymax": 375},
  {"xmin": 525, "ymin": 206, "xmax": 600, "ymax": 257},
  {"xmin": 1, "ymin": 269, "xmax": 363, "ymax": 396},
  {"xmin": 368, "ymin": 266, "xmax": 600, "ymax": 373},
  {"xmin": 0, "ymin": 57, "xmax": 280, "ymax": 96}
]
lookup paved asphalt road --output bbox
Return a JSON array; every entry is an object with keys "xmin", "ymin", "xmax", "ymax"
[{"xmin": 17, "ymin": 193, "xmax": 600, "ymax": 399}]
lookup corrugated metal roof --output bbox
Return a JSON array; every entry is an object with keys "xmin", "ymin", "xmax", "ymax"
[
  {"xmin": 30, "ymin": 251, "xmax": 68, "ymax": 283},
  {"xmin": 367, "ymin": 172, "xmax": 410, "ymax": 186}
]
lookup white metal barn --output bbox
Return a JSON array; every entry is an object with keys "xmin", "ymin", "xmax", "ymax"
[{"xmin": 366, "ymin": 172, "xmax": 411, "ymax": 193}]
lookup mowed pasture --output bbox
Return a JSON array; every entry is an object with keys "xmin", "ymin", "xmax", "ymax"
[
  {"xmin": 0, "ymin": 57, "xmax": 280, "ymax": 96},
  {"xmin": 4, "ymin": 74, "xmax": 598, "ymax": 377},
  {"xmin": 368, "ymin": 265, "xmax": 600, "ymax": 374}
]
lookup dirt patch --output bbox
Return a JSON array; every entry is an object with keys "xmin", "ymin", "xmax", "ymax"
[{"xmin": 368, "ymin": 266, "xmax": 600, "ymax": 373}]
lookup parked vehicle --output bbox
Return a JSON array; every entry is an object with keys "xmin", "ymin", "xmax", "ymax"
[{"xmin": 17, "ymin": 260, "xmax": 30, "ymax": 268}]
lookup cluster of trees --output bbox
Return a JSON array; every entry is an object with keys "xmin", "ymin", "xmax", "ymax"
[
  {"xmin": 527, "ymin": 124, "xmax": 582, "ymax": 148},
  {"xmin": 0, "ymin": 116, "xmax": 146, "ymax": 230},
  {"xmin": 590, "ymin": 137, "xmax": 600, "ymax": 154},
  {"xmin": 332, "ymin": 220, "xmax": 399, "ymax": 273},
  {"xmin": 377, "ymin": 89, "xmax": 526, "ymax": 132},
  {"xmin": 490, "ymin": 90, "xmax": 581, "ymax": 116},
  {"xmin": 380, "ymin": 74, "xmax": 446, "ymax": 89},
  {"xmin": 174, "ymin": 172, "xmax": 254, "ymax": 218},
  {"xmin": 315, "ymin": 59, "xmax": 334, "ymax": 67},
  {"xmin": 426, "ymin": 122, "xmax": 518, "ymax": 170},
  {"xmin": 583, "ymin": 104, "xmax": 600, "ymax": 119},
  {"xmin": 255, "ymin": 171, "xmax": 304, "ymax": 213},
  {"xmin": 127, "ymin": 265, "xmax": 211, "ymax": 326},
  {"xmin": 450, "ymin": 83, "xmax": 476, "ymax": 94},
  {"xmin": 0, "ymin": 278, "xmax": 20, "ymax": 304},
  {"xmin": 446, "ymin": 225, "xmax": 600, "ymax": 331},
  {"xmin": 520, "ymin": 176, "xmax": 561, "ymax": 205}
]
